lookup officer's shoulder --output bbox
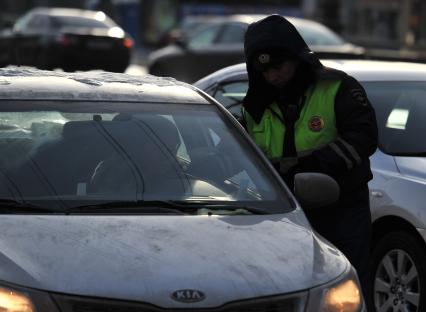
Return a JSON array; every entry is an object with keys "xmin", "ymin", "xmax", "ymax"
[
  {"xmin": 317, "ymin": 66, "xmax": 348, "ymax": 80},
  {"xmin": 317, "ymin": 67, "xmax": 364, "ymax": 89}
]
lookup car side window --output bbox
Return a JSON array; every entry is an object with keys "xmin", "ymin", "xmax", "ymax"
[
  {"xmin": 26, "ymin": 14, "xmax": 48, "ymax": 30},
  {"xmin": 218, "ymin": 23, "xmax": 246, "ymax": 44},
  {"xmin": 13, "ymin": 13, "xmax": 33, "ymax": 32},
  {"xmin": 188, "ymin": 24, "xmax": 222, "ymax": 49},
  {"xmin": 210, "ymin": 81, "xmax": 248, "ymax": 119},
  {"xmin": 294, "ymin": 23, "xmax": 344, "ymax": 46},
  {"xmin": 363, "ymin": 81, "xmax": 426, "ymax": 155}
]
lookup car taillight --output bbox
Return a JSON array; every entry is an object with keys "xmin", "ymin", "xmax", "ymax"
[
  {"xmin": 123, "ymin": 38, "xmax": 134, "ymax": 49},
  {"xmin": 56, "ymin": 34, "xmax": 72, "ymax": 47}
]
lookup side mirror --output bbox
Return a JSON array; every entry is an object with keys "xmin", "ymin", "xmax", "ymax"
[{"xmin": 294, "ymin": 173, "xmax": 339, "ymax": 210}]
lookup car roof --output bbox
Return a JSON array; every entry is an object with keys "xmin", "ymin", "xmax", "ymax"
[
  {"xmin": 196, "ymin": 59, "xmax": 426, "ymax": 88},
  {"xmin": 182, "ymin": 14, "xmax": 330, "ymax": 28},
  {"xmin": 29, "ymin": 7, "xmax": 105, "ymax": 18},
  {"xmin": 0, "ymin": 67, "xmax": 209, "ymax": 103},
  {"xmin": 322, "ymin": 59, "xmax": 426, "ymax": 81}
]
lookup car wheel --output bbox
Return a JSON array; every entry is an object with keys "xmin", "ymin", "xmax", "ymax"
[{"xmin": 369, "ymin": 230, "xmax": 426, "ymax": 311}]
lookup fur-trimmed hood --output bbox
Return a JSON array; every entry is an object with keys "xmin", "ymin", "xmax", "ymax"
[{"xmin": 243, "ymin": 15, "xmax": 322, "ymax": 123}]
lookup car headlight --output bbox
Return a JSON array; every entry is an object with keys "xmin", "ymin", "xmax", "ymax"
[
  {"xmin": 0, "ymin": 282, "xmax": 59, "ymax": 312},
  {"xmin": 0, "ymin": 286, "xmax": 35, "ymax": 312},
  {"xmin": 306, "ymin": 265, "xmax": 365, "ymax": 312}
]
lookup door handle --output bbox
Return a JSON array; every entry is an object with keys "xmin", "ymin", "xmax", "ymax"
[{"xmin": 371, "ymin": 191, "xmax": 383, "ymax": 198}]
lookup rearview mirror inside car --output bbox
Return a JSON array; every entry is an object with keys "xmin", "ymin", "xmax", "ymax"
[{"xmin": 294, "ymin": 173, "xmax": 339, "ymax": 210}]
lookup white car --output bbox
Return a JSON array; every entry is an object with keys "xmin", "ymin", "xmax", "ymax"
[
  {"xmin": 195, "ymin": 59, "xmax": 426, "ymax": 311},
  {"xmin": 0, "ymin": 67, "xmax": 364, "ymax": 312}
]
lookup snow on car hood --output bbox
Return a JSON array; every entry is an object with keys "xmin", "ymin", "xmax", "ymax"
[{"xmin": 0, "ymin": 210, "xmax": 347, "ymax": 308}]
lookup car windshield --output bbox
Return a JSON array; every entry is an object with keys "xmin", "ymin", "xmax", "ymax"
[
  {"xmin": 50, "ymin": 15, "xmax": 113, "ymax": 29},
  {"xmin": 187, "ymin": 19, "xmax": 346, "ymax": 48},
  {"xmin": 0, "ymin": 100, "xmax": 292, "ymax": 213},
  {"xmin": 362, "ymin": 81, "xmax": 426, "ymax": 156},
  {"xmin": 293, "ymin": 22, "xmax": 345, "ymax": 46},
  {"xmin": 188, "ymin": 23, "xmax": 222, "ymax": 49}
]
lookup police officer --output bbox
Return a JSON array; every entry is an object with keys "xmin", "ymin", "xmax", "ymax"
[{"xmin": 242, "ymin": 15, "xmax": 378, "ymax": 298}]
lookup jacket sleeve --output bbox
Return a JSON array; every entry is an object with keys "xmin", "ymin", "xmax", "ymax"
[{"xmin": 293, "ymin": 74, "xmax": 378, "ymax": 180}]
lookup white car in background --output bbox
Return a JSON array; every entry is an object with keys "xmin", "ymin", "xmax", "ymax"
[{"xmin": 195, "ymin": 59, "xmax": 426, "ymax": 312}]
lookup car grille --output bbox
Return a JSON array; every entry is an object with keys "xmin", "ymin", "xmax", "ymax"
[{"xmin": 52, "ymin": 293, "xmax": 307, "ymax": 312}]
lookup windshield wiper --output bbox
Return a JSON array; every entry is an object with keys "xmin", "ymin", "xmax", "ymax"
[
  {"xmin": 0, "ymin": 199, "xmax": 58, "ymax": 213},
  {"xmin": 185, "ymin": 202, "xmax": 268, "ymax": 215},
  {"xmin": 66, "ymin": 200, "xmax": 268, "ymax": 215},
  {"xmin": 66, "ymin": 200, "xmax": 194, "ymax": 215}
]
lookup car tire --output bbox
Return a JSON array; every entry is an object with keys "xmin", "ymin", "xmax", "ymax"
[{"xmin": 368, "ymin": 230, "xmax": 426, "ymax": 311}]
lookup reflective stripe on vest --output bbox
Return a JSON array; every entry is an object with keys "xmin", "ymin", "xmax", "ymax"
[{"xmin": 244, "ymin": 79, "xmax": 341, "ymax": 161}]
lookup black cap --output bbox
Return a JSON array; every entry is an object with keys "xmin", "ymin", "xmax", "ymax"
[{"xmin": 252, "ymin": 48, "xmax": 294, "ymax": 72}]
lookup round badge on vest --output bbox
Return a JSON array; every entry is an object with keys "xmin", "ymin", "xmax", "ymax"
[{"xmin": 308, "ymin": 116, "xmax": 324, "ymax": 132}]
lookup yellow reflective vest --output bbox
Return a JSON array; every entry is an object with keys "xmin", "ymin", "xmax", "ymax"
[{"xmin": 243, "ymin": 79, "xmax": 342, "ymax": 163}]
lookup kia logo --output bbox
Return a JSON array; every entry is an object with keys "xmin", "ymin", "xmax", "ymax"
[{"xmin": 171, "ymin": 289, "xmax": 206, "ymax": 303}]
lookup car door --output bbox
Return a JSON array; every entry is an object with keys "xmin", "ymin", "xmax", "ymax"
[
  {"xmin": 361, "ymin": 80, "xmax": 426, "ymax": 311},
  {"xmin": 367, "ymin": 82, "xmax": 426, "ymax": 225}
]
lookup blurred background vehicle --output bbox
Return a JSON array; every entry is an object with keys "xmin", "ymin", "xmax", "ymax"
[
  {"xmin": 148, "ymin": 14, "xmax": 365, "ymax": 83},
  {"xmin": 2, "ymin": 0, "xmax": 426, "ymax": 74},
  {"xmin": 195, "ymin": 59, "xmax": 426, "ymax": 311},
  {"xmin": 0, "ymin": 7, "xmax": 133, "ymax": 72},
  {"xmin": 158, "ymin": 15, "xmax": 222, "ymax": 47}
]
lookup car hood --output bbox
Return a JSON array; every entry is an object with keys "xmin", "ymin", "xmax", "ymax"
[
  {"xmin": 311, "ymin": 43, "xmax": 365, "ymax": 56},
  {"xmin": 0, "ymin": 211, "xmax": 347, "ymax": 308},
  {"xmin": 148, "ymin": 45, "xmax": 184, "ymax": 63}
]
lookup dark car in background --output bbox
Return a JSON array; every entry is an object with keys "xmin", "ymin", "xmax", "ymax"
[
  {"xmin": 0, "ymin": 7, "xmax": 133, "ymax": 72},
  {"xmin": 159, "ymin": 15, "xmax": 222, "ymax": 47},
  {"xmin": 195, "ymin": 59, "xmax": 426, "ymax": 311},
  {"xmin": 148, "ymin": 14, "xmax": 365, "ymax": 83}
]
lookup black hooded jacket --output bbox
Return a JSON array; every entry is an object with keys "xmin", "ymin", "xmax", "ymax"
[{"xmin": 242, "ymin": 15, "xmax": 378, "ymax": 193}]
